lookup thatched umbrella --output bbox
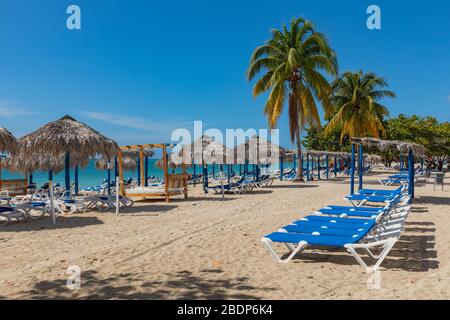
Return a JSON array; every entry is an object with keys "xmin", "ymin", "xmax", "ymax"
[
  {"xmin": 155, "ymin": 159, "xmax": 191, "ymax": 172},
  {"xmin": 0, "ymin": 127, "xmax": 19, "ymax": 182},
  {"xmin": 120, "ymin": 147, "xmax": 155, "ymax": 184},
  {"xmin": 96, "ymin": 157, "xmax": 137, "ymax": 171},
  {"xmin": 175, "ymin": 135, "xmax": 211, "ymax": 164},
  {"xmin": 4, "ymin": 152, "xmax": 90, "ymax": 186},
  {"xmin": 0, "ymin": 127, "xmax": 18, "ymax": 155},
  {"xmin": 349, "ymin": 137, "xmax": 427, "ymax": 157},
  {"xmin": 233, "ymin": 136, "xmax": 283, "ymax": 179},
  {"xmin": 5, "ymin": 153, "xmax": 90, "ymax": 174},
  {"xmin": 175, "ymin": 136, "xmax": 232, "ymax": 193},
  {"xmin": 181, "ymin": 139, "xmax": 232, "ymax": 197},
  {"xmin": 121, "ymin": 147, "xmax": 155, "ymax": 158},
  {"xmin": 19, "ymin": 115, "xmax": 119, "ymax": 194},
  {"xmin": 96, "ymin": 157, "xmax": 136, "ymax": 195},
  {"xmin": 234, "ymin": 135, "xmax": 283, "ymax": 165}
]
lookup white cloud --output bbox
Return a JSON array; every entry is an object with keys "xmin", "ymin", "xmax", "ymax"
[
  {"xmin": 0, "ymin": 100, "xmax": 36, "ymax": 118},
  {"xmin": 81, "ymin": 111, "xmax": 192, "ymax": 132}
]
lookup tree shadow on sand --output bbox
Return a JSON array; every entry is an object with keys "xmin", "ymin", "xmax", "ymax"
[
  {"xmin": 0, "ymin": 216, "xmax": 104, "ymax": 233},
  {"xmin": 268, "ymin": 184, "xmax": 319, "ymax": 189},
  {"xmin": 414, "ymin": 196, "xmax": 450, "ymax": 206},
  {"xmin": 115, "ymin": 204, "xmax": 178, "ymax": 215},
  {"xmin": 289, "ymin": 221, "xmax": 439, "ymax": 272},
  {"xmin": 180, "ymin": 196, "xmax": 237, "ymax": 202},
  {"xmin": 409, "ymin": 206, "xmax": 429, "ymax": 214},
  {"xmin": 18, "ymin": 269, "xmax": 277, "ymax": 300}
]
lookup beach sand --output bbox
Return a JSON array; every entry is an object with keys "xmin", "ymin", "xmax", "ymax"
[{"xmin": 0, "ymin": 172, "xmax": 449, "ymax": 299}]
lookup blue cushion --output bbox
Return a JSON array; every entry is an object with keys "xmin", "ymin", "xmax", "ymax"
[
  {"xmin": 317, "ymin": 208, "xmax": 380, "ymax": 218},
  {"xmin": 359, "ymin": 188, "xmax": 401, "ymax": 196},
  {"xmin": 282, "ymin": 224, "xmax": 370, "ymax": 237},
  {"xmin": 0, "ymin": 207, "xmax": 14, "ymax": 212},
  {"xmin": 302, "ymin": 215, "xmax": 373, "ymax": 225},
  {"xmin": 293, "ymin": 217, "xmax": 374, "ymax": 230},
  {"xmin": 346, "ymin": 194, "xmax": 395, "ymax": 202},
  {"xmin": 325, "ymin": 205, "xmax": 383, "ymax": 212},
  {"xmin": 31, "ymin": 202, "xmax": 46, "ymax": 207}
]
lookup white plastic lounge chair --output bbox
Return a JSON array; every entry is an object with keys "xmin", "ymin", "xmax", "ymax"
[
  {"xmin": 261, "ymin": 225, "xmax": 401, "ymax": 273},
  {"xmin": 0, "ymin": 206, "xmax": 27, "ymax": 226}
]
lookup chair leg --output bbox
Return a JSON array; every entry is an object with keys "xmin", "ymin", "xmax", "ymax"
[
  {"xmin": 261, "ymin": 238, "xmax": 308, "ymax": 264},
  {"xmin": 345, "ymin": 238, "xmax": 398, "ymax": 273}
]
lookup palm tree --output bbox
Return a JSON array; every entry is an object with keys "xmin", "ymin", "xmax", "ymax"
[
  {"xmin": 246, "ymin": 17, "xmax": 338, "ymax": 180},
  {"xmin": 325, "ymin": 71, "xmax": 395, "ymax": 142}
]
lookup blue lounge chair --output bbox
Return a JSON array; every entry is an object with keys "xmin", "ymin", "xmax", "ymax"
[
  {"xmin": 358, "ymin": 185, "xmax": 405, "ymax": 196},
  {"xmin": 261, "ymin": 228, "xmax": 400, "ymax": 272},
  {"xmin": 345, "ymin": 193, "xmax": 402, "ymax": 207},
  {"xmin": 316, "ymin": 208, "xmax": 381, "ymax": 219}
]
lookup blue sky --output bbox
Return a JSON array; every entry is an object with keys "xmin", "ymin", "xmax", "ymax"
[{"xmin": 0, "ymin": 0, "xmax": 449, "ymax": 148}]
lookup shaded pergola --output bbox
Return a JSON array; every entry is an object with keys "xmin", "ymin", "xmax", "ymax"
[
  {"xmin": 18, "ymin": 115, "xmax": 119, "ymax": 195},
  {"xmin": 121, "ymin": 147, "xmax": 155, "ymax": 186},
  {"xmin": 349, "ymin": 137, "xmax": 427, "ymax": 201}
]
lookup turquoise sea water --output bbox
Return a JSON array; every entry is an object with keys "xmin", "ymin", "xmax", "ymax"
[{"xmin": 1, "ymin": 159, "xmax": 296, "ymax": 189}]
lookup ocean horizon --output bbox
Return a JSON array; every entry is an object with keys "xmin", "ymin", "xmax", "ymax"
[{"xmin": 0, "ymin": 159, "xmax": 296, "ymax": 189}]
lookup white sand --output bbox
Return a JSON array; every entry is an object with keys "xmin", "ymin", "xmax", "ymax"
[{"xmin": 0, "ymin": 172, "xmax": 449, "ymax": 299}]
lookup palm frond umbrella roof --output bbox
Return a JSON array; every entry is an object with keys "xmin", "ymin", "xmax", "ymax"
[
  {"xmin": 350, "ymin": 137, "xmax": 427, "ymax": 157},
  {"xmin": 203, "ymin": 140, "xmax": 233, "ymax": 165},
  {"xmin": 234, "ymin": 136, "xmax": 285, "ymax": 164},
  {"xmin": 178, "ymin": 135, "xmax": 212, "ymax": 158},
  {"xmin": 95, "ymin": 157, "xmax": 137, "ymax": 171},
  {"xmin": 174, "ymin": 136, "xmax": 233, "ymax": 165},
  {"xmin": 364, "ymin": 154, "xmax": 382, "ymax": 163},
  {"xmin": 0, "ymin": 127, "xmax": 18, "ymax": 155},
  {"xmin": 154, "ymin": 159, "xmax": 192, "ymax": 170},
  {"xmin": 121, "ymin": 147, "xmax": 155, "ymax": 158},
  {"xmin": 4, "ymin": 153, "xmax": 89, "ymax": 174},
  {"xmin": 4, "ymin": 153, "xmax": 90, "ymax": 174},
  {"xmin": 19, "ymin": 115, "xmax": 119, "ymax": 159},
  {"xmin": 304, "ymin": 150, "xmax": 352, "ymax": 159}
]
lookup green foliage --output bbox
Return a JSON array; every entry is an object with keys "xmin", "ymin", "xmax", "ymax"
[
  {"xmin": 385, "ymin": 114, "xmax": 450, "ymax": 158},
  {"xmin": 302, "ymin": 126, "xmax": 351, "ymax": 152},
  {"xmin": 325, "ymin": 71, "xmax": 394, "ymax": 141},
  {"xmin": 304, "ymin": 114, "xmax": 449, "ymax": 164}
]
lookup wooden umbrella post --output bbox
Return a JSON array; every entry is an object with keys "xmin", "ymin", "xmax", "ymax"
[
  {"xmin": 48, "ymin": 179, "xmax": 56, "ymax": 225},
  {"xmin": 115, "ymin": 178, "xmax": 120, "ymax": 216},
  {"xmin": 162, "ymin": 145, "xmax": 169, "ymax": 203},
  {"xmin": 118, "ymin": 149, "xmax": 124, "ymax": 196},
  {"xmin": 139, "ymin": 148, "xmax": 145, "ymax": 187}
]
